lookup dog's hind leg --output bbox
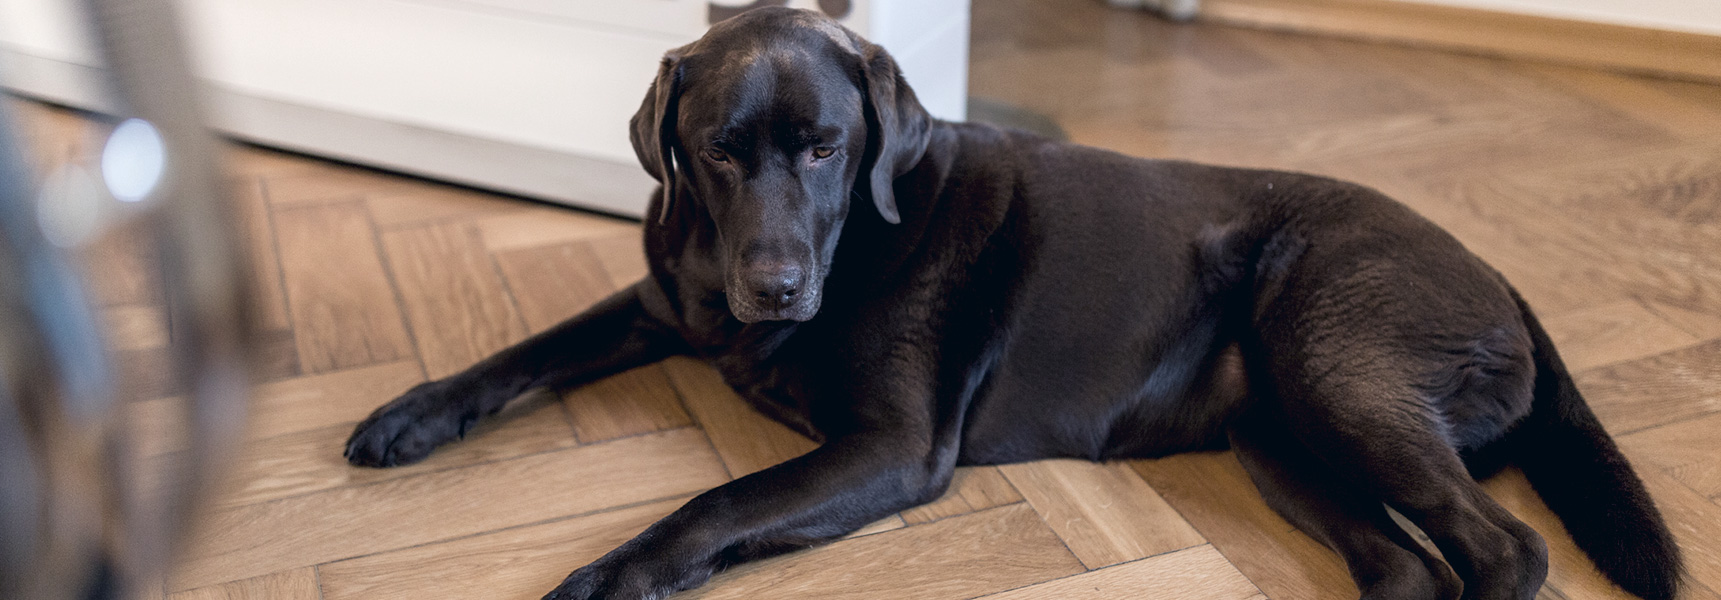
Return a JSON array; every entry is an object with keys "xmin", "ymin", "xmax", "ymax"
[
  {"xmin": 1246, "ymin": 334, "xmax": 1548, "ymax": 600},
  {"xmin": 1230, "ymin": 403, "xmax": 1462, "ymax": 600},
  {"xmin": 345, "ymin": 281, "xmax": 688, "ymax": 467}
]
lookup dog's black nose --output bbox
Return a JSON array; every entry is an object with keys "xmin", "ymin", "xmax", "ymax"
[{"xmin": 746, "ymin": 265, "xmax": 803, "ymax": 311}]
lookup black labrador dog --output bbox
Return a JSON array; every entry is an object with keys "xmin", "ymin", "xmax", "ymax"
[{"xmin": 345, "ymin": 8, "xmax": 1681, "ymax": 600}]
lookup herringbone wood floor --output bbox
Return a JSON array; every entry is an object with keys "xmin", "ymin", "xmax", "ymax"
[{"xmin": 11, "ymin": 0, "xmax": 1721, "ymax": 598}]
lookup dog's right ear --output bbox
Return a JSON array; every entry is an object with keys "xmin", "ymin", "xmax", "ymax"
[{"xmin": 631, "ymin": 53, "xmax": 685, "ymax": 224}]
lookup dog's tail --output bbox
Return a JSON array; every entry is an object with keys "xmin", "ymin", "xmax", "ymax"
[{"xmin": 1508, "ymin": 288, "xmax": 1681, "ymax": 600}]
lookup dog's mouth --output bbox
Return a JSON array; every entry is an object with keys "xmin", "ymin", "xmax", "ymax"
[{"xmin": 726, "ymin": 286, "xmax": 823, "ymax": 323}]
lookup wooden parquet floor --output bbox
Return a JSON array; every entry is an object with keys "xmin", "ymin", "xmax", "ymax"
[{"xmin": 9, "ymin": 0, "xmax": 1721, "ymax": 597}]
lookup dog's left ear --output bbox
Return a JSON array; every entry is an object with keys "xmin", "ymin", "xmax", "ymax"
[
  {"xmin": 855, "ymin": 42, "xmax": 931, "ymax": 225},
  {"xmin": 631, "ymin": 53, "xmax": 686, "ymax": 224}
]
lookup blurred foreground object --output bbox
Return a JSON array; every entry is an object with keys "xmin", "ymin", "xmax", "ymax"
[
  {"xmin": 1108, "ymin": 0, "xmax": 1200, "ymax": 21},
  {"xmin": 0, "ymin": 0, "xmax": 256, "ymax": 598}
]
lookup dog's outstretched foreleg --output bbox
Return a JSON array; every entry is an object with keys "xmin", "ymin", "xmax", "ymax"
[
  {"xmin": 543, "ymin": 426, "xmax": 954, "ymax": 600},
  {"xmin": 345, "ymin": 281, "xmax": 687, "ymax": 467}
]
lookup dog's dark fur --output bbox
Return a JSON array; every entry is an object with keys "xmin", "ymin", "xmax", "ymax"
[{"xmin": 344, "ymin": 8, "xmax": 1681, "ymax": 600}]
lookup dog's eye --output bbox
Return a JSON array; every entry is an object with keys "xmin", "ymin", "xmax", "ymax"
[
  {"xmin": 811, "ymin": 147, "xmax": 835, "ymax": 160},
  {"xmin": 704, "ymin": 148, "xmax": 730, "ymax": 163}
]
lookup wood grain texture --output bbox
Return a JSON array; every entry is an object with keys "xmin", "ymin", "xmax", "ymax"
[
  {"xmin": 662, "ymin": 356, "xmax": 819, "ymax": 477},
  {"xmin": 214, "ymin": 392, "xmax": 576, "ymax": 507},
  {"xmin": 493, "ymin": 240, "xmax": 617, "ymax": 332},
  {"xmin": 900, "ymin": 465, "xmax": 1023, "ymax": 525},
  {"xmin": 172, "ymin": 429, "xmax": 726, "ymax": 591},
  {"xmin": 1619, "ymin": 413, "xmax": 1721, "ymax": 499},
  {"xmin": 1644, "ymin": 302, "xmax": 1721, "ymax": 342},
  {"xmin": 561, "ymin": 365, "xmax": 692, "ymax": 444},
  {"xmin": 1002, "ymin": 459, "xmax": 1205, "ymax": 569},
  {"xmin": 1133, "ymin": 452, "xmax": 1358, "ymax": 600},
  {"xmin": 170, "ymin": 567, "xmax": 320, "ymax": 600},
  {"xmin": 243, "ymin": 360, "xmax": 426, "ymax": 440},
  {"xmin": 1541, "ymin": 300, "xmax": 1703, "ymax": 371},
  {"xmin": 127, "ymin": 361, "xmax": 417, "ymax": 459},
  {"xmin": 1635, "ymin": 466, "xmax": 1721, "ymax": 595},
  {"xmin": 319, "ymin": 498, "xmax": 683, "ymax": 600},
  {"xmin": 685, "ymin": 504, "xmax": 1085, "ymax": 600},
  {"xmin": 1577, "ymin": 339, "xmax": 1721, "ymax": 434},
  {"xmin": 476, "ymin": 206, "xmax": 639, "ymax": 252},
  {"xmin": 274, "ymin": 200, "xmax": 416, "ymax": 373},
  {"xmin": 975, "ymin": 544, "xmax": 1266, "ymax": 600},
  {"xmin": 381, "ymin": 221, "xmax": 529, "ymax": 378}
]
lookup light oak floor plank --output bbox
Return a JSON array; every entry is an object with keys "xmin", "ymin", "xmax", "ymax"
[
  {"xmin": 1619, "ymin": 413, "xmax": 1721, "ymax": 499},
  {"xmin": 901, "ymin": 465, "xmax": 1023, "ymax": 525},
  {"xmin": 211, "ymin": 391, "xmax": 575, "ymax": 508},
  {"xmin": 974, "ymin": 544, "xmax": 1266, "ymax": 600},
  {"xmin": 1133, "ymin": 452, "xmax": 1358, "ymax": 600},
  {"xmin": 128, "ymin": 361, "xmax": 423, "ymax": 458},
  {"xmin": 1542, "ymin": 300, "xmax": 1703, "ymax": 372},
  {"xmin": 493, "ymin": 240, "xmax": 617, "ymax": 332},
  {"xmin": 662, "ymin": 356, "xmax": 818, "ymax": 477},
  {"xmin": 319, "ymin": 498, "xmax": 683, "ymax": 600},
  {"xmin": 561, "ymin": 365, "xmax": 692, "ymax": 445},
  {"xmin": 1001, "ymin": 459, "xmax": 1206, "ymax": 569},
  {"xmin": 367, "ymin": 185, "xmax": 526, "ymax": 229},
  {"xmin": 683, "ymin": 504, "xmax": 1084, "ymax": 600},
  {"xmin": 476, "ymin": 206, "xmax": 639, "ymax": 253},
  {"xmin": 171, "ymin": 429, "xmax": 726, "ymax": 591},
  {"xmin": 170, "ymin": 567, "xmax": 320, "ymax": 600},
  {"xmin": 380, "ymin": 221, "xmax": 530, "ymax": 378},
  {"xmin": 1577, "ymin": 339, "xmax": 1721, "ymax": 434},
  {"xmin": 273, "ymin": 200, "xmax": 416, "ymax": 373}
]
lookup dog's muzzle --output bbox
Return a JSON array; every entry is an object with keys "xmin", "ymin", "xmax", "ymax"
[{"xmin": 729, "ymin": 262, "xmax": 821, "ymax": 323}]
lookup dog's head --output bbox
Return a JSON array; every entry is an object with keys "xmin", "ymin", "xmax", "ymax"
[{"xmin": 630, "ymin": 7, "xmax": 931, "ymax": 323}]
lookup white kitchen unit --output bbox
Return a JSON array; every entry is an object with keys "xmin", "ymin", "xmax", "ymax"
[{"xmin": 0, "ymin": 0, "xmax": 971, "ymax": 217}]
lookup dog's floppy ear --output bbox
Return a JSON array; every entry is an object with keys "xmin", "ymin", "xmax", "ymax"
[
  {"xmin": 855, "ymin": 42, "xmax": 931, "ymax": 225},
  {"xmin": 631, "ymin": 53, "xmax": 685, "ymax": 224}
]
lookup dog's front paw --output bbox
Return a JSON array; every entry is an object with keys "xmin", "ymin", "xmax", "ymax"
[
  {"xmin": 344, "ymin": 380, "xmax": 475, "ymax": 468},
  {"xmin": 542, "ymin": 553, "xmax": 712, "ymax": 600},
  {"xmin": 542, "ymin": 561, "xmax": 628, "ymax": 600}
]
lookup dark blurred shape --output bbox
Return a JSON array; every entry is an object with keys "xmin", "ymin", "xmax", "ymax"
[
  {"xmin": 0, "ymin": 0, "xmax": 258, "ymax": 597},
  {"xmin": 818, "ymin": 0, "xmax": 852, "ymax": 19}
]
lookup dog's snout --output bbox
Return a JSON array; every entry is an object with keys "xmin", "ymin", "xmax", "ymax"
[{"xmin": 746, "ymin": 264, "xmax": 804, "ymax": 310}]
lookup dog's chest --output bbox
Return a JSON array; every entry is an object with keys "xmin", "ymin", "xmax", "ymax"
[{"xmin": 705, "ymin": 353, "xmax": 824, "ymax": 442}]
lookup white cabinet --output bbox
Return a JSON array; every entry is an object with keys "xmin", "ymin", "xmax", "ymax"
[{"xmin": 0, "ymin": 0, "xmax": 970, "ymax": 217}]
